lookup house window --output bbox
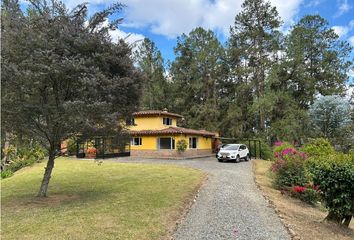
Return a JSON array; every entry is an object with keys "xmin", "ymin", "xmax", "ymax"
[
  {"xmin": 159, "ymin": 137, "xmax": 175, "ymax": 149},
  {"xmin": 189, "ymin": 137, "xmax": 198, "ymax": 149},
  {"xmin": 163, "ymin": 117, "xmax": 172, "ymax": 125},
  {"xmin": 131, "ymin": 137, "xmax": 142, "ymax": 146},
  {"xmin": 126, "ymin": 118, "xmax": 135, "ymax": 126}
]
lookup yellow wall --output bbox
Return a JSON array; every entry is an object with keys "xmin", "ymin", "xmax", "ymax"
[
  {"xmin": 194, "ymin": 136, "xmax": 212, "ymax": 150},
  {"xmin": 131, "ymin": 136, "xmax": 157, "ymax": 150},
  {"xmin": 130, "ymin": 134, "xmax": 212, "ymax": 150},
  {"xmin": 129, "ymin": 116, "xmax": 177, "ymax": 131}
]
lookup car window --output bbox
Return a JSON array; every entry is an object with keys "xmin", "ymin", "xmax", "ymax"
[
  {"xmin": 240, "ymin": 145, "xmax": 246, "ymax": 150},
  {"xmin": 223, "ymin": 145, "xmax": 239, "ymax": 150}
]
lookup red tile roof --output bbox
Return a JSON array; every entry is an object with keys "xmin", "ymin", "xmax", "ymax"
[
  {"xmin": 129, "ymin": 127, "xmax": 215, "ymax": 137},
  {"xmin": 133, "ymin": 110, "xmax": 183, "ymax": 118}
]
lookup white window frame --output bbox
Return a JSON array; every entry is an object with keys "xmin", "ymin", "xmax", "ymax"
[
  {"xmin": 131, "ymin": 137, "xmax": 142, "ymax": 146},
  {"xmin": 163, "ymin": 117, "xmax": 172, "ymax": 125},
  {"xmin": 158, "ymin": 137, "xmax": 175, "ymax": 149},
  {"xmin": 189, "ymin": 137, "xmax": 198, "ymax": 149}
]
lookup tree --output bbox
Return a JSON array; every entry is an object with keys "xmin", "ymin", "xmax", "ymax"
[
  {"xmin": 228, "ymin": 0, "xmax": 282, "ymax": 133},
  {"xmin": 1, "ymin": 0, "xmax": 142, "ymax": 197},
  {"xmin": 170, "ymin": 27, "xmax": 226, "ymax": 131},
  {"xmin": 285, "ymin": 15, "xmax": 352, "ymax": 109},
  {"xmin": 134, "ymin": 38, "xmax": 170, "ymax": 110},
  {"xmin": 309, "ymin": 95, "xmax": 351, "ymax": 139}
]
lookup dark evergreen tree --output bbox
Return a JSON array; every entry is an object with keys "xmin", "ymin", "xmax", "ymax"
[
  {"xmin": 134, "ymin": 38, "xmax": 169, "ymax": 110},
  {"xmin": 1, "ymin": 0, "xmax": 142, "ymax": 197},
  {"xmin": 228, "ymin": 0, "xmax": 282, "ymax": 133},
  {"xmin": 285, "ymin": 15, "xmax": 352, "ymax": 108},
  {"xmin": 170, "ymin": 27, "xmax": 227, "ymax": 131}
]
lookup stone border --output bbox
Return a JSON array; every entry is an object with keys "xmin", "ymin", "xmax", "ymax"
[{"xmin": 251, "ymin": 161, "xmax": 301, "ymax": 240}]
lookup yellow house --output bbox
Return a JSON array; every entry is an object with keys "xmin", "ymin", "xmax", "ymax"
[{"xmin": 127, "ymin": 110, "xmax": 216, "ymax": 158}]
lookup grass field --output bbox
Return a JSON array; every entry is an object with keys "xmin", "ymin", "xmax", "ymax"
[
  {"xmin": 1, "ymin": 158, "xmax": 205, "ymax": 240},
  {"xmin": 253, "ymin": 160, "xmax": 354, "ymax": 240}
]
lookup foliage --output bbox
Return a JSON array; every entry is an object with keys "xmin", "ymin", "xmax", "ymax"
[
  {"xmin": 176, "ymin": 139, "xmax": 187, "ymax": 152},
  {"xmin": 259, "ymin": 140, "xmax": 274, "ymax": 160},
  {"xmin": 1, "ymin": 169, "xmax": 14, "ymax": 179},
  {"xmin": 170, "ymin": 27, "xmax": 226, "ymax": 131},
  {"xmin": 1, "ymin": 144, "xmax": 46, "ymax": 179},
  {"xmin": 306, "ymin": 153, "xmax": 354, "ymax": 226},
  {"xmin": 1, "ymin": 0, "xmax": 142, "ymax": 196},
  {"xmin": 271, "ymin": 147, "xmax": 309, "ymax": 188},
  {"xmin": 273, "ymin": 141, "xmax": 294, "ymax": 158},
  {"xmin": 309, "ymin": 95, "xmax": 351, "ymax": 139},
  {"xmin": 66, "ymin": 138, "xmax": 77, "ymax": 155},
  {"xmin": 134, "ymin": 38, "xmax": 170, "ymax": 110},
  {"xmin": 284, "ymin": 16, "xmax": 352, "ymax": 109},
  {"xmin": 301, "ymin": 138, "xmax": 335, "ymax": 157},
  {"xmin": 228, "ymin": 0, "xmax": 281, "ymax": 133},
  {"xmin": 291, "ymin": 186, "xmax": 320, "ymax": 205}
]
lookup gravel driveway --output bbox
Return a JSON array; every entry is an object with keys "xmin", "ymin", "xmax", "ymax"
[{"xmin": 111, "ymin": 157, "xmax": 290, "ymax": 240}]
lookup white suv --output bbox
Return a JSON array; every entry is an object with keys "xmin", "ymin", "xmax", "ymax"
[{"xmin": 217, "ymin": 144, "xmax": 250, "ymax": 162}]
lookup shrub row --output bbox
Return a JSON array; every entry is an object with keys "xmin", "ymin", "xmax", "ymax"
[{"xmin": 271, "ymin": 138, "xmax": 354, "ymax": 227}]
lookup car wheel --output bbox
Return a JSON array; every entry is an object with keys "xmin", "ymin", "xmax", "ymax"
[
  {"xmin": 245, "ymin": 154, "xmax": 250, "ymax": 161},
  {"xmin": 236, "ymin": 155, "xmax": 240, "ymax": 163},
  {"xmin": 218, "ymin": 158, "xmax": 223, "ymax": 162}
]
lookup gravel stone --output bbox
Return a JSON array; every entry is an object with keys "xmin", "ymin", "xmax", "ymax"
[{"xmin": 111, "ymin": 157, "xmax": 290, "ymax": 240}]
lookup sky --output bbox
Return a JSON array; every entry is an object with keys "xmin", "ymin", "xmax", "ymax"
[{"xmin": 21, "ymin": 0, "xmax": 354, "ymax": 82}]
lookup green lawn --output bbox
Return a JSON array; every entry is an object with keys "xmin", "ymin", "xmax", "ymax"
[{"xmin": 1, "ymin": 158, "xmax": 205, "ymax": 240}]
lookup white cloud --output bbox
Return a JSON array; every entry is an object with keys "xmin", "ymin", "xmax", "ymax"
[
  {"xmin": 87, "ymin": 18, "xmax": 145, "ymax": 48},
  {"xmin": 109, "ymin": 28, "xmax": 145, "ymax": 45},
  {"xmin": 332, "ymin": 26, "xmax": 350, "ymax": 37},
  {"xmin": 332, "ymin": 19, "xmax": 354, "ymax": 38},
  {"xmin": 348, "ymin": 69, "xmax": 354, "ymax": 78},
  {"xmin": 63, "ymin": 0, "xmax": 303, "ymax": 38},
  {"xmin": 305, "ymin": 0, "xmax": 323, "ymax": 7},
  {"xmin": 334, "ymin": 0, "xmax": 352, "ymax": 18}
]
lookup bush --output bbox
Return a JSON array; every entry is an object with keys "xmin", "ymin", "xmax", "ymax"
[
  {"xmin": 273, "ymin": 141, "xmax": 294, "ymax": 159},
  {"xmin": 271, "ymin": 147, "xmax": 309, "ymax": 188},
  {"xmin": 1, "ymin": 169, "xmax": 14, "ymax": 179},
  {"xmin": 176, "ymin": 139, "xmax": 187, "ymax": 152},
  {"xmin": 301, "ymin": 138, "xmax": 334, "ymax": 157},
  {"xmin": 306, "ymin": 153, "xmax": 354, "ymax": 226},
  {"xmin": 259, "ymin": 140, "xmax": 274, "ymax": 160},
  {"xmin": 1, "ymin": 144, "xmax": 46, "ymax": 179},
  {"xmin": 291, "ymin": 185, "xmax": 320, "ymax": 204}
]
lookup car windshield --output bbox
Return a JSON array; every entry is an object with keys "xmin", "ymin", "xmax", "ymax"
[{"xmin": 222, "ymin": 144, "xmax": 240, "ymax": 150}]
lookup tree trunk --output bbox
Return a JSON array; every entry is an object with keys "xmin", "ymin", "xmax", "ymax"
[
  {"xmin": 342, "ymin": 215, "xmax": 352, "ymax": 227},
  {"xmin": 324, "ymin": 211, "xmax": 341, "ymax": 224},
  {"xmin": 324, "ymin": 212, "xmax": 352, "ymax": 227},
  {"xmin": 37, "ymin": 148, "xmax": 55, "ymax": 197}
]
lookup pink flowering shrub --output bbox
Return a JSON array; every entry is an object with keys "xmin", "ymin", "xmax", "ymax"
[
  {"xmin": 271, "ymin": 146, "xmax": 309, "ymax": 188},
  {"xmin": 273, "ymin": 141, "xmax": 295, "ymax": 159}
]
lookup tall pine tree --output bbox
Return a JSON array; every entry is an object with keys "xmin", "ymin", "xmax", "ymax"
[
  {"xmin": 228, "ymin": 0, "xmax": 282, "ymax": 134},
  {"xmin": 285, "ymin": 15, "xmax": 352, "ymax": 109},
  {"xmin": 170, "ymin": 27, "xmax": 226, "ymax": 131},
  {"xmin": 134, "ymin": 38, "xmax": 169, "ymax": 110}
]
